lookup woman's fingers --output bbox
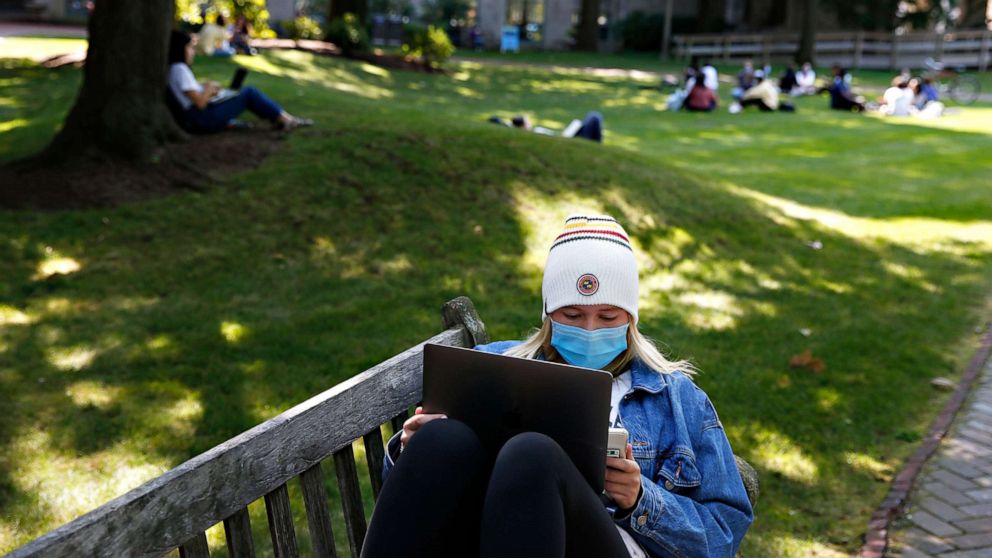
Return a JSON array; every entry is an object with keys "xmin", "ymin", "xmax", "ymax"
[
  {"xmin": 400, "ymin": 412, "xmax": 447, "ymax": 447},
  {"xmin": 606, "ymin": 456, "xmax": 640, "ymax": 473}
]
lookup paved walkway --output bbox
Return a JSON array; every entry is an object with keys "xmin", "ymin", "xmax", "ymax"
[
  {"xmin": 887, "ymin": 356, "xmax": 992, "ymax": 557},
  {"xmin": 0, "ymin": 22, "xmax": 86, "ymax": 38}
]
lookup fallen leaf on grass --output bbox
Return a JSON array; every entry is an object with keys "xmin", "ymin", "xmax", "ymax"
[{"xmin": 789, "ymin": 350, "xmax": 826, "ymax": 373}]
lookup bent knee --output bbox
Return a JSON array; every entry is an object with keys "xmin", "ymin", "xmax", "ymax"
[
  {"xmin": 493, "ymin": 432, "xmax": 566, "ymax": 476},
  {"xmin": 404, "ymin": 418, "xmax": 484, "ymax": 464}
]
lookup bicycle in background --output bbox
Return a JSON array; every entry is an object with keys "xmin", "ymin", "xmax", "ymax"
[{"xmin": 922, "ymin": 58, "xmax": 981, "ymax": 105}]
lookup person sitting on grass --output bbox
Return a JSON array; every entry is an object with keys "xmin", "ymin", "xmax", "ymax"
[
  {"xmin": 684, "ymin": 77, "xmax": 718, "ymax": 112},
  {"xmin": 166, "ymin": 31, "xmax": 311, "ymax": 133},
  {"xmin": 196, "ymin": 14, "xmax": 236, "ymax": 58},
  {"xmin": 795, "ymin": 62, "xmax": 816, "ymax": 95},
  {"xmin": 778, "ymin": 65, "xmax": 798, "ymax": 95},
  {"xmin": 878, "ymin": 76, "xmax": 913, "ymax": 116},
  {"xmin": 360, "ymin": 214, "xmax": 754, "ymax": 558},
  {"xmin": 734, "ymin": 70, "xmax": 795, "ymax": 112},
  {"xmin": 819, "ymin": 65, "xmax": 865, "ymax": 112},
  {"xmin": 732, "ymin": 60, "xmax": 755, "ymax": 101},
  {"xmin": 230, "ymin": 14, "xmax": 257, "ymax": 55}
]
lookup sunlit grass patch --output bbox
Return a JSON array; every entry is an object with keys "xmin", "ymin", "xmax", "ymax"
[{"xmin": 0, "ymin": 37, "xmax": 87, "ymax": 61}]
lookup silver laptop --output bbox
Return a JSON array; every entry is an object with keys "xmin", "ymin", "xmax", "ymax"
[
  {"xmin": 422, "ymin": 343, "xmax": 613, "ymax": 493},
  {"xmin": 209, "ymin": 67, "xmax": 248, "ymax": 104}
]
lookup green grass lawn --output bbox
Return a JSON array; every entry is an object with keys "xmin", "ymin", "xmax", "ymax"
[{"xmin": 2, "ymin": 42, "xmax": 992, "ymax": 557}]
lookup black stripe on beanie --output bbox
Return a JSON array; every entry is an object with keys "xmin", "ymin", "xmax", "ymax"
[{"xmin": 549, "ymin": 234, "xmax": 633, "ymax": 252}]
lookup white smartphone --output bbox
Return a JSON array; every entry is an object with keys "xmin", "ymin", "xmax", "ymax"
[{"xmin": 607, "ymin": 427, "xmax": 628, "ymax": 459}]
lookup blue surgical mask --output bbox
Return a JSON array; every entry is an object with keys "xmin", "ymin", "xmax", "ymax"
[{"xmin": 550, "ymin": 321, "xmax": 630, "ymax": 370}]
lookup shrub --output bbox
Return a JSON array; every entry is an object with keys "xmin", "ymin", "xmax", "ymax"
[
  {"xmin": 283, "ymin": 16, "xmax": 324, "ymax": 40},
  {"xmin": 402, "ymin": 23, "xmax": 455, "ymax": 68},
  {"xmin": 613, "ymin": 11, "xmax": 665, "ymax": 52},
  {"xmin": 325, "ymin": 13, "xmax": 370, "ymax": 54}
]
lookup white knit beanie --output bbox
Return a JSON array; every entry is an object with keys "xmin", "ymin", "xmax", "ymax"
[{"xmin": 542, "ymin": 214, "xmax": 639, "ymax": 323}]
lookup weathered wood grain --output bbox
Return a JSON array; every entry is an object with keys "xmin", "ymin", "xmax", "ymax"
[
  {"xmin": 264, "ymin": 484, "xmax": 299, "ymax": 558},
  {"xmin": 441, "ymin": 296, "xmax": 490, "ymax": 347},
  {"xmin": 333, "ymin": 445, "xmax": 367, "ymax": 558},
  {"xmin": 178, "ymin": 532, "xmax": 210, "ymax": 558},
  {"xmin": 299, "ymin": 463, "xmax": 337, "ymax": 558},
  {"xmin": 7, "ymin": 326, "xmax": 467, "ymax": 558},
  {"xmin": 222, "ymin": 507, "xmax": 255, "ymax": 558},
  {"xmin": 362, "ymin": 427, "xmax": 386, "ymax": 501}
]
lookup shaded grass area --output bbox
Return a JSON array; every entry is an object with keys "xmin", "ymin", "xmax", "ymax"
[{"xmin": 2, "ymin": 46, "xmax": 992, "ymax": 557}]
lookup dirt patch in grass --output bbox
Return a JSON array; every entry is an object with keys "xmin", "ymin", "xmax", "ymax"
[{"xmin": 0, "ymin": 128, "xmax": 285, "ymax": 211}]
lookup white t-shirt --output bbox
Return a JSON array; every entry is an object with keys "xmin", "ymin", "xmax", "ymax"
[
  {"xmin": 702, "ymin": 65, "xmax": 719, "ymax": 91},
  {"xmin": 883, "ymin": 86, "xmax": 911, "ymax": 116},
  {"xmin": 168, "ymin": 63, "xmax": 203, "ymax": 111},
  {"xmin": 610, "ymin": 371, "xmax": 648, "ymax": 558},
  {"xmin": 796, "ymin": 69, "xmax": 816, "ymax": 88}
]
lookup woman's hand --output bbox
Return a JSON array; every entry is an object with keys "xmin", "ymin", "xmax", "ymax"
[
  {"xmin": 400, "ymin": 406, "xmax": 446, "ymax": 448},
  {"xmin": 605, "ymin": 444, "xmax": 642, "ymax": 510},
  {"xmin": 203, "ymin": 80, "xmax": 221, "ymax": 97}
]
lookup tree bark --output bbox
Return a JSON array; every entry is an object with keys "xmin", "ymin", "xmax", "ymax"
[
  {"xmin": 796, "ymin": 0, "xmax": 816, "ymax": 64},
  {"xmin": 960, "ymin": 0, "xmax": 989, "ymax": 28},
  {"xmin": 575, "ymin": 0, "xmax": 599, "ymax": 51},
  {"xmin": 44, "ymin": 0, "xmax": 181, "ymax": 163}
]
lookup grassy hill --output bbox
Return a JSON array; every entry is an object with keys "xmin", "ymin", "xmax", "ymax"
[{"xmin": 2, "ymin": 44, "xmax": 992, "ymax": 556}]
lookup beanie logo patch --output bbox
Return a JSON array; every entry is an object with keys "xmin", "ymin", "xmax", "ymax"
[{"xmin": 576, "ymin": 274, "xmax": 599, "ymax": 296}]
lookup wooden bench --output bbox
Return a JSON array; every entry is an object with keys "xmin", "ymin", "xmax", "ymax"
[{"xmin": 9, "ymin": 296, "xmax": 758, "ymax": 558}]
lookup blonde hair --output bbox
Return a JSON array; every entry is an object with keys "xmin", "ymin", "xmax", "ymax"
[{"xmin": 503, "ymin": 315, "xmax": 696, "ymax": 376}]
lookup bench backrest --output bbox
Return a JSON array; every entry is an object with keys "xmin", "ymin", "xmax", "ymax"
[{"xmin": 9, "ymin": 297, "xmax": 488, "ymax": 558}]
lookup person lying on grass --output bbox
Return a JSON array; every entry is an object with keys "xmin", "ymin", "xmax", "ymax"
[
  {"xmin": 166, "ymin": 30, "xmax": 311, "ymax": 133},
  {"xmin": 360, "ymin": 214, "xmax": 754, "ymax": 558},
  {"xmin": 488, "ymin": 112, "xmax": 604, "ymax": 142}
]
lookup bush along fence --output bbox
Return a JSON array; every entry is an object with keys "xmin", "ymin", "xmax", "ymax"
[{"xmin": 674, "ymin": 29, "xmax": 992, "ymax": 71}]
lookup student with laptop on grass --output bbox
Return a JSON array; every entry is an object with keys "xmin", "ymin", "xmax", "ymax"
[
  {"xmin": 166, "ymin": 31, "xmax": 312, "ymax": 133},
  {"xmin": 361, "ymin": 215, "xmax": 753, "ymax": 558}
]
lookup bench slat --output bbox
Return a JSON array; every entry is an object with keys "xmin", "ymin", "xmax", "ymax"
[
  {"xmin": 390, "ymin": 409, "xmax": 408, "ymax": 439},
  {"xmin": 333, "ymin": 445, "xmax": 367, "ymax": 558},
  {"xmin": 178, "ymin": 532, "xmax": 210, "ymax": 558},
  {"xmin": 300, "ymin": 463, "xmax": 337, "ymax": 558},
  {"xmin": 223, "ymin": 507, "xmax": 255, "ymax": 558},
  {"xmin": 6, "ymin": 326, "xmax": 467, "ymax": 558},
  {"xmin": 264, "ymin": 483, "xmax": 299, "ymax": 558},
  {"xmin": 362, "ymin": 427, "xmax": 386, "ymax": 500}
]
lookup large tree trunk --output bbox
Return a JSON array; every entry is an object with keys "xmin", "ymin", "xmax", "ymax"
[
  {"xmin": 960, "ymin": 0, "xmax": 989, "ymax": 28},
  {"xmin": 796, "ymin": 0, "xmax": 816, "ymax": 64},
  {"xmin": 44, "ymin": 0, "xmax": 180, "ymax": 163},
  {"xmin": 575, "ymin": 0, "xmax": 599, "ymax": 50}
]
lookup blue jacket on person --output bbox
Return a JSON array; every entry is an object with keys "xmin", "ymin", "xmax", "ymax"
[{"xmin": 382, "ymin": 340, "xmax": 753, "ymax": 558}]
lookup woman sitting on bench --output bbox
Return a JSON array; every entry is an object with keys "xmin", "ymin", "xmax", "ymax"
[
  {"xmin": 362, "ymin": 215, "xmax": 753, "ymax": 558},
  {"xmin": 166, "ymin": 31, "xmax": 311, "ymax": 133}
]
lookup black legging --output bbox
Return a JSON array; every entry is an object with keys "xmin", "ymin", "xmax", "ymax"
[{"xmin": 361, "ymin": 419, "xmax": 632, "ymax": 558}]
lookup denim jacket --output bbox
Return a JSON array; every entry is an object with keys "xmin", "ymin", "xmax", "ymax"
[{"xmin": 382, "ymin": 340, "xmax": 753, "ymax": 558}]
